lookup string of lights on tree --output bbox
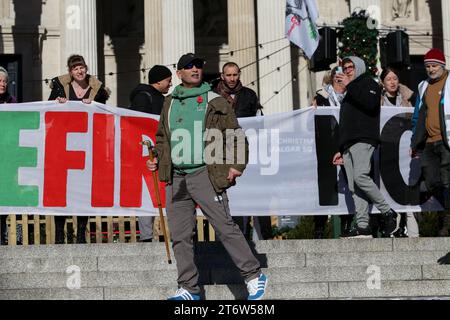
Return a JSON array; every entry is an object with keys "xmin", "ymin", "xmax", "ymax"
[{"xmin": 337, "ymin": 10, "xmax": 379, "ymax": 76}]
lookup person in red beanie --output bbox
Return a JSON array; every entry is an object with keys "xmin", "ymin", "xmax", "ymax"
[{"xmin": 411, "ymin": 48, "xmax": 450, "ymax": 241}]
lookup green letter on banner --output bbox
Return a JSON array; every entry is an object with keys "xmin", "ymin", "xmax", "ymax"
[{"xmin": 0, "ymin": 112, "xmax": 40, "ymax": 206}]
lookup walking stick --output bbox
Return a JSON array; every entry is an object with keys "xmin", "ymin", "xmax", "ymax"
[{"xmin": 141, "ymin": 141, "xmax": 172, "ymax": 264}]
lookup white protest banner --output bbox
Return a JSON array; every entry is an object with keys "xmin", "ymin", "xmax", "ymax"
[{"xmin": 0, "ymin": 102, "xmax": 441, "ymax": 216}]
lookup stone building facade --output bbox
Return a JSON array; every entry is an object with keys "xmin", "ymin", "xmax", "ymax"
[{"xmin": 0, "ymin": 0, "xmax": 446, "ymax": 113}]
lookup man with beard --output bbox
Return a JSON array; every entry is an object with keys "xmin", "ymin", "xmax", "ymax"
[
  {"xmin": 411, "ymin": 48, "xmax": 450, "ymax": 239},
  {"xmin": 214, "ymin": 62, "xmax": 272, "ymax": 241}
]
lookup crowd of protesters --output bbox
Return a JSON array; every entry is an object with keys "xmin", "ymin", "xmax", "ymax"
[{"xmin": 1, "ymin": 49, "xmax": 450, "ymax": 276}]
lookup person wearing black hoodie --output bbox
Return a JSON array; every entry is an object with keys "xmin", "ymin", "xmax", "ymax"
[
  {"xmin": 129, "ymin": 65, "xmax": 172, "ymax": 242},
  {"xmin": 332, "ymin": 56, "xmax": 400, "ymax": 238},
  {"xmin": 129, "ymin": 65, "xmax": 172, "ymax": 115}
]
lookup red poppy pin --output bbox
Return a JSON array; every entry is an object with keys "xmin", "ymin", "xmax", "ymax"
[{"xmin": 197, "ymin": 96, "xmax": 204, "ymax": 104}]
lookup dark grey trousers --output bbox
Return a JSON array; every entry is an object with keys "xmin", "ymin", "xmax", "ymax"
[{"xmin": 166, "ymin": 167, "xmax": 261, "ymax": 294}]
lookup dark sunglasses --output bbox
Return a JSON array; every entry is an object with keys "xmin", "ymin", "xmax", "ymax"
[{"xmin": 183, "ymin": 61, "xmax": 204, "ymax": 70}]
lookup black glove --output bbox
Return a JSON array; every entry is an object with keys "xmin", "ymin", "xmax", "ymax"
[{"xmin": 437, "ymin": 252, "xmax": 450, "ymax": 265}]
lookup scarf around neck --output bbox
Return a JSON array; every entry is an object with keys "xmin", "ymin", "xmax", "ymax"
[
  {"xmin": 324, "ymin": 84, "xmax": 345, "ymax": 107},
  {"xmin": 172, "ymin": 82, "xmax": 211, "ymax": 100},
  {"xmin": 216, "ymin": 80, "xmax": 243, "ymax": 107}
]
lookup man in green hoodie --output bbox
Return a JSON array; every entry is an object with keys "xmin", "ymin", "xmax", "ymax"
[{"xmin": 147, "ymin": 53, "xmax": 267, "ymax": 301}]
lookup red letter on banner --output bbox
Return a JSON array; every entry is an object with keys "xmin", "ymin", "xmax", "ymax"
[
  {"xmin": 92, "ymin": 114, "xmax": 115, "ymax": 207},
  {"xmin": 120, "ymin": 117, "xmax": 165, "ymax": 208},
  {"xmin": 44, "ymin": 112, "xmax": 87, "ymax": 207}
]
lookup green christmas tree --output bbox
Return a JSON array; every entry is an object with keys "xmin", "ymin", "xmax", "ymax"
[{"xmin": 338, "ymin": 11, "xmax": 379, "ymax": 77}]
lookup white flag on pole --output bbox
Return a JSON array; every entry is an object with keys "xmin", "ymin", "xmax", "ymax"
[{"xmin": 285, "ymin": 0, "xmax": 320, "ymax": 59}]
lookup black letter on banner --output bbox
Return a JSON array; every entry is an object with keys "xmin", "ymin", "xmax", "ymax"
[
  {"xmin": 380, "ymin": 113, "xmax": 429, "ymax": 205},
  {"xmin": 315, "ymin": 115, "xmax": 340, "ymax": 205}
]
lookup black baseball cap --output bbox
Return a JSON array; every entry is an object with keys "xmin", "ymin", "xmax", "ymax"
[{"xmin": 177, "ymin": 53, "xmax": 205, "ymax": 70}]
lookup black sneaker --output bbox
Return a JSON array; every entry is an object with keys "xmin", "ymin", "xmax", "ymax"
[
  {"xmin": 438, "ymin": 252, "xmax": 450, "ymax": 265},
  {"xmin": 340, "ymin": 226, "xmax": 373, "ymax": 239},
  {"xmin": 383, "ymin": 209, "xmax": 400, "ymax": 237}
]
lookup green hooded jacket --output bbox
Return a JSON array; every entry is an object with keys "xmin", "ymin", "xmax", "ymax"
[{"xmin": 155, "ymin": 86, "xmax": 249, "ymax": 193}]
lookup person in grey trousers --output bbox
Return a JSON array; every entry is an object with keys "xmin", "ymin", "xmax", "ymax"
[
  {"xmin": 146, "ymin": 53, "xmax": 267, "ymax": 301},
  {"xmin": 128, "ymin": 65, "xmax": 173, "ymax": 242},
  {"xmin": 332, "ymin": 56, "xmax": 400, "ymax": 238}
]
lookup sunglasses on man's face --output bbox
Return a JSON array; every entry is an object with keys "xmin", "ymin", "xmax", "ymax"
[{"xmin": 183, "ymin": 61, "xmax": 204, "ymax": 70}]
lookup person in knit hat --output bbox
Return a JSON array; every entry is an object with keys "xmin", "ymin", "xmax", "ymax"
[
  {"xmin": 126, "ymin": 65, "xmax": 172, "ymax": 243},
  {"xmin": 129, "ymin": 65, "xmax": 172, "ymax": 115},
  {"xmin": 146, "ymin": 53, "xmax": 268, "ymax": 300},
  {"xmin": 411, "ymin": 48, "xmax": 450, "ymax": 240}
]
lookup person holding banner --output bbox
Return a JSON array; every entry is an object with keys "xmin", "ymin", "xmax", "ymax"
[
  {"xmin": 0, "ymin": 66, "xmax": 17, "ymax": 244},
  {"xmin": 313, "ymin": 67, "xmax": 354, "ymax": 238},
  {"xmin": 128, "ymin": 65, "xmax": 173, "ymax": 243},
  {"xmin": 380, "ymin": 67, "xmax": 420, "ymax": 238},
  {"xmin": 411, "ymin": 48, "xmax": 450, "ymax": 237},
  {"xmin": 146, "ymin": 53, "xmax": 267, "ymax": 301},
  {"xmin": 48, "ymin": 54, "xmax": 110, "ymax": 244},
  {"xmin": 333, "ymin": 56, "xmax": 400, "ymax": 238},
  {"xmin": 214, "ymin": 62, "xmax": 272, "ymax": 241}
]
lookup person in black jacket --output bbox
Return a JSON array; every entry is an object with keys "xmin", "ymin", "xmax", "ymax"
[
  {"xmin": 332, "ymin": 56, "xmax": 399, "ymax": 238},
  {"xmin": 49, "ymin": 55, "xmax": 109, "ymax": 104},
  {"xmin": 128, "ymin": 65, "xmax": 172, "ymax": 242},
  {"xmin": 48, "ymin": 54, "xmax": 110, "ymax": 244},
  {"xmin": 214, "ymin": 62, "xmax": 272, "ymax": 240},
  {"xmin": 129, "ymin": 65, "xmax": 172, "ymax": 115}
]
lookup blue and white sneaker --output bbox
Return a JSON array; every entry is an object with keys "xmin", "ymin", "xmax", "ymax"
[
  {"xmin": 247, "ymin": 273, "xmax": 268, "ymax": 300},
  {"xmin": 167, "ymin": 288, "xmax": 201, "ymax": 301}
]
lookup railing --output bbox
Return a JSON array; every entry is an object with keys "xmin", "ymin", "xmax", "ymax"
[{"xmin": 1, "ymin": 215, "xmax": 216, "ymax": 246}]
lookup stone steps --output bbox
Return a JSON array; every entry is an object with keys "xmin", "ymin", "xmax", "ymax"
[
  {"xmin": 0, "ymin": 238, "xmax": 449, "ymax": 300},
  {"xmin": 1, "ymin": 280, "xmax": 450, "ymax": 300}
]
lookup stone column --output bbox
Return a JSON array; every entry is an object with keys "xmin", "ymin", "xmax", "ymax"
[
  {"xmin": 160, "ymin": 0, "xmax": 195, "ymax": 87},
  {"xmin": 144, "ymin": 0, "xmax": 163, "ymax": 74},
  {"xmin": 63, "ymin": 0, "xmax": 98, "ymax": 75},
  {"xmin": 228, "ymin": 0, "xmax": 258, "ymax": 93},
  {"xmin": 143, "ymin": 0, "xmax": 194, "ymax": 88},
  {"xmin": 442, "ymin": 0, "xmax": 450, "ymax": 68},
  {"xmin": 256, "ymin": 0, "xmax": 293, "ymax": 114}
]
